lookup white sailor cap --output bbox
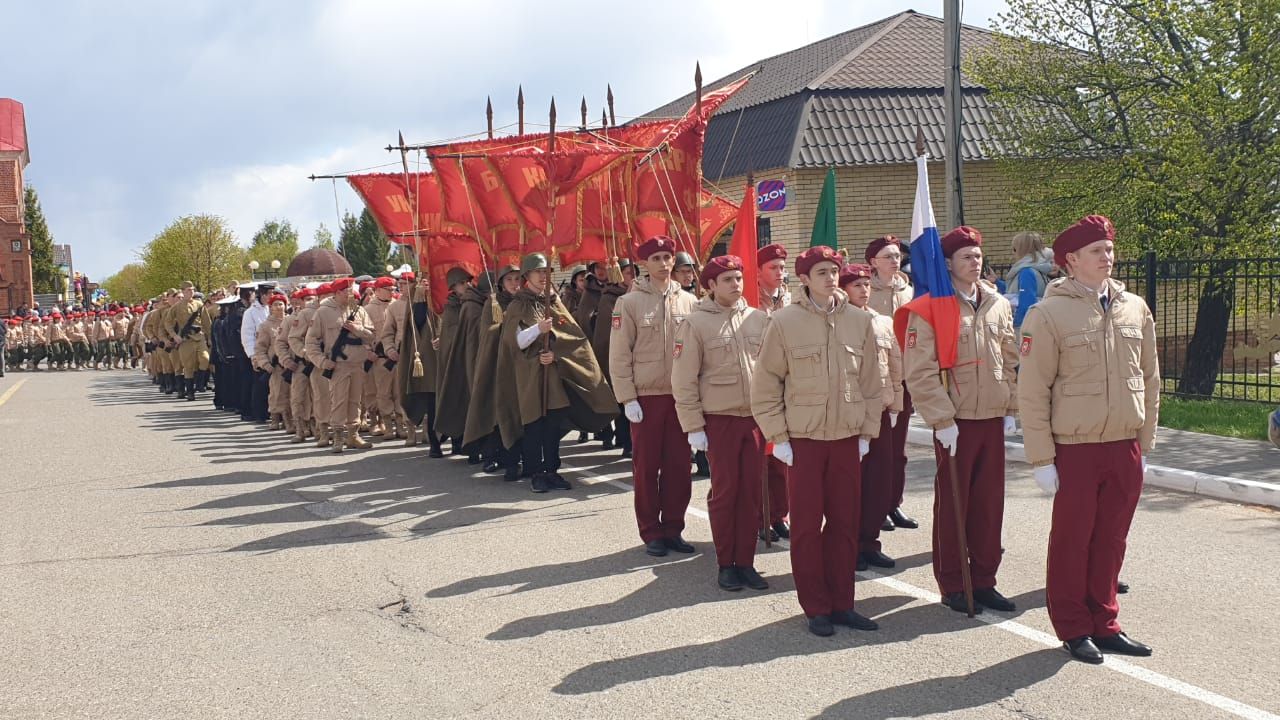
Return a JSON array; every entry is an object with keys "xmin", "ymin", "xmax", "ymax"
[
  {"xmin": 389, "ymin": 263, "xmax": 413, "ymax": 279},
  {"xmin": 236, "ymin": 282, "xmax": 258, "ymax": 290},
  {"xmin": 215, "ymin": 295, "xmax": 241, "ymax": 305}
]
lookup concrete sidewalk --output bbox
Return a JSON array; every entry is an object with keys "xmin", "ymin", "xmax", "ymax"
[{"xmin": 908, "ymin": 420, "xmax": 1280, "ymax": 509}]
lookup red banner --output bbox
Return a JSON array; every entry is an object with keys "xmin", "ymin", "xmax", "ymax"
[
  {"xmin": 346, "ymin": 172, "xmax": 465, "ymax": 238},
  {"xmin": 415, "ymin": 232, "xmax": 486, "ymax": 313}
]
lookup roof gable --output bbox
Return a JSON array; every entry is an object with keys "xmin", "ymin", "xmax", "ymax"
[{"xmin": 0, "ymin": 99, "xmax": 29, "ymax": 163}]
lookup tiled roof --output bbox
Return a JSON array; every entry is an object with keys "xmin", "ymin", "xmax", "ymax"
[
  {"xmin": 0, "ymin": 99, "xmax": 29, "ymax": 160},
  {"xmin": 53, "ymin": 244, "xmax": 73, "ymax": 267},
  {"xmin": 637, "ymin": 10, "xmax": 1007, "ymax": 169}
]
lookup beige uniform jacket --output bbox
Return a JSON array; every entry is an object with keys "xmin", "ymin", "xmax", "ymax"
[
  {"xmin": 252, "ymin": 315, "xmax": 283, "ymax": 370},
  {"xmin": 167, "ymin": 299, "xmax": 209, "ymax": 345},
  {"xmin": 287, "ymin": 304, "xmax": 317, "ymax": 363},
  {"xmin": 30, "ymin": 326, "xmax": 47, "ymax": 345},
  {"xmin": 869, "ymin": 309, "xmax": 904, "ymax": 412},
  {"xmin": 112, "ymin": 314, "xmax": 131, "ymax": 340},
  {"xmin": 608, "ymin": 278, "xmax": 697, "ymax": 403},
  {"xmin": 868, "ymin": 271, "xmax": 913, "ymax": 320},
  {"xmin": 904, "ymin": 281, "xmax": 1019, "ymax": 429},
  {"xmin": 1016, "ymin": 277, "xmax": 1160, "ymax": 467},
  {"xmin": 758, "ymin": 285, "xmax": 791, "ymax": 316},
  {"xmin": 377, "ymin": 297, "xmax": 406, "ymax": 354},
  {"xmin": 671, "ymin": 297, "xmax": 769, "ymax": 432},
  {"xmin": 364, "ymin": 297, "xmax": 392, "ymax": 353},
  {"xmin": 750, "ymin": 290, "xmax": 883, "ymax": 444},
  {"xmin": 93, "ymin": 320, "xmax": 113, "ymax": 342},
  {"xmin": 304, "ymin": 298, "xmax": 375, "ymax": 370},
  {"xmin": 273, "ymin": 313, "xmax": 298, "ymax": 366},
  {"xmin": 142, "ymin": 309, "xmax": 162, "ymax": 343},
  {"xmin": 49, "ymin": 323, "xmax": 69, "ymax": 343}
]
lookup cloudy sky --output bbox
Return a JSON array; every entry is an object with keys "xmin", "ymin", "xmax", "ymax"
[{"xmin": 10, "ymin": 0, "xmax": 1008, "ymax": 280}]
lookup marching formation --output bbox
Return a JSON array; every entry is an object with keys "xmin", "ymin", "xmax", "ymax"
[
  {"xmin": 83, "ymin": 214, "xmax": 1158, "ymax": 664},
  {"xmin": 3, "ymin": 305, "xmax": 145, "ymax": 373}
]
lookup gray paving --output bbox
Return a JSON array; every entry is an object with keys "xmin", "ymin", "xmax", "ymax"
[{"xmin": 1, "ymin": 371, "xmax": 1278, "ymax": 720}]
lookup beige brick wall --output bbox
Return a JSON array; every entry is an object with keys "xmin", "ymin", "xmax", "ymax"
[{"xmin": 711, "ymin": 160, "xmax": 1025, "ymax": 294}]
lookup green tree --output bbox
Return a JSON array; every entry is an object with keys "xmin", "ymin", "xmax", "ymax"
[
  {"xmin": 248, "ymin": 218, "xmax": 300, "ymax": 273},
  {"xmin": 100, "ymin": 262, "xmax": 147, "ymax": 302},
  {"xmin": 139, "ymin": 215, "xmax": 245, "ymax": 297},
  {"xmin": 25, "ymin": 186, "xmax": 59, "ymax": 294},
  {"xmin": 337, "ymin": 209, "xmax": 389, "ymax": 277},
  {"xmin": 971, "ymin": 0, "xmax": 1280, "ymax": 395},
  {"xmin": 313, "ymin": 222, "xmax": 335, "ymax": 250}
]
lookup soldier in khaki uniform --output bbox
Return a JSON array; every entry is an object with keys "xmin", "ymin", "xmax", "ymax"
[
  {"xmin": 48, "ymin": 313, "xmax": 71, "ymax": 369},
  {"xmin": 362, "ymin": 277, "xmax": 397, "ymax": 437},
  {"xmin": 755, "ymin": 243, "xmax": 792, "ymax": 541},
  {"xmin": 866, "ymin": 234, "xmax": 918, "ymax": 530},
  {"xmin": 1018, "ymin": 215, "xmax": 1160, "ymax": 664},
  {"xmin": 750, "ymin": 245, "xmax": 883, "ymax": 637},
  {"xmin": 840, "ymin": 263, "xmax": 904, "ymax": 572},
  {"xmin": 304, "ymin": 283, "xmax": 336, "ymax": 446},
  {"xmin": 27, "ymin": 316, "xmax": 48, "ymax": 370},
  {"xmin": 306, "ymin": 277, "xmax": 376, "ymax": 453},
  {"xmin": 285, "ymin": 286, "xmax": 319, "ymax": 443},
  {"xmin": 275, "ymin": 289, "xmax": 308, "ymax": 440},
  {"xmin": 111, "ymin": 307, "xmax": 132, "ymax": 368},
  {"xmin": 609, "ymin": 235, "xmax": 699, "ymax": 557},
  {"xmin": 252, "ymin": 292, "xmax": 290, "ymax": 429},
  {"xmin": 379, "ymin": 273, "xmax": 418, "ymax": 444},
  {"xmin": 166, "ymin": 281, "xmax": 212, "ymax": 400},
  {"xmin": 903, "ymin": 227, "xmax": 1020, "ymax": 616},
  {"xmin": 672, "ymin": 255, "xmax": 770, "ymax": 592}
]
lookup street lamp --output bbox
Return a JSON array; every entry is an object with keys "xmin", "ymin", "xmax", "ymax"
[
  {"xmin": 248, "ymin": 259, "xmax": 281, "ymax": 281},
  {"xmin": 385, "ymin": 264, "xmax": 394, "ymax": 273}
]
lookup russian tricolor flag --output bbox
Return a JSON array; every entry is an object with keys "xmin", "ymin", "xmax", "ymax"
[{"xmin": 894, "ymin": 155, "xmax": 961, "ymax": 369}]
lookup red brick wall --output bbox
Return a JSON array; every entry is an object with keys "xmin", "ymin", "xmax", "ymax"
[{"xmin": 0, "ymin": 155, "xmax": 32, "ymax": 315}]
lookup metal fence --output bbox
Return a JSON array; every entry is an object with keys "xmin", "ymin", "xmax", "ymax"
[{"xmin": 997, "ymin": 253, "xmax": 1279, "ymax": 404}]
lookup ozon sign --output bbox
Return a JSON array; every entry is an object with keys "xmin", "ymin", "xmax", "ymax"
[{"xmin": 756, "ymin": 180, "xmax": 787, "ymax": 212}]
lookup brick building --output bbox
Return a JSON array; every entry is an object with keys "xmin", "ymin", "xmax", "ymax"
[
  {"xmin": 0, "ymin": 99, "xmax": 32, "ymax": 315},
  {"xmin": 642, "ymin": 11, "xmax": 1024, "ymax": 278}
]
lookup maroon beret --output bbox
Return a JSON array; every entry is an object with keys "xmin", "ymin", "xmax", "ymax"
[
  {"xmin": 757, "ymin": 243, "xmax": 787, "ymax": 267},
  {"xmin": 1054, "ymin": 215, "xmax": 1115, "ymax": 267},
  {"xmin": 839, "ymin": 263, "xmax": 873, "ymax": 287},
  {"xmin": 701, "ymin": 254, "xmax": 744, "ymax": 289},
  {"xmin": 795, "ymin": 245, "xmax": 844, "ymax": 277},
  {"xmin": 330, "ymin": 277, "xmax": 355, "ymax": 293},
  {"xmin": 373, "ymin": 276, "xmax": 396, "ymax": 289},
  {"xmin": 636, "ymin": 235, "xmax": 677, "ymax": 260},
  {"xmin": 864, "ymin": 235, "xmax": 900, "ymax": 263},
  {"xmin": 941, "ymin": 226, "xmax": 982, "ymax": 258}
]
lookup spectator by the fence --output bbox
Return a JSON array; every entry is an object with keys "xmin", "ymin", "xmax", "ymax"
[{"xmin": 985, "ymin": 231, "xmax": 1057, "ymax": 328}]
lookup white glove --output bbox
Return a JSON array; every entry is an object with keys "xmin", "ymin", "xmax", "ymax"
[
  {"xmin": 1003, "ymin": 415, "xmax": 1017, "ymax": 435},
  {"xmin": 934, "ymin": 424, "xmax": 959, "ymax": 456},
  {"xmin": 889, "ymin": 412, "xmax": 899, "ymax": 427},
  {"xmin": 1141, "ymin": 455, "xmax": 1148, "ymax": 474},
  {"xmin": 858, "ymin": 438, "xmax": 870, "ymax": 459},
  {"xmin": 688, "ymin": 431, "xmax": 708, "ymax": 452},
  {"xmin": 771, "ymin": 441, "xmax": 794, "ymax": 467},
  {"xmin": 624, "ymin": 400, "xmax": 644, "ymax": 423},
  {"xmin": 1033, "ymin": 464, "xmax": 1059, "ymax": 495}
]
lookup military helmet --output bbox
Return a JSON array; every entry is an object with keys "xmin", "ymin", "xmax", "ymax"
[
  {"xmin": 617, "ymin": 257, "xmax": 634, "ymax": 270},
  {"xmin": 673, "ymin": 251, "xmax": 697, "ymax": 269},
  {"xmin": 496, "ymin": 263, "xmax": 521, "ymax": 282},
  {"xmin": 445, "ymin": 266, "xmax": 474, "ymax": 288},
  {"xmin": 520, "ymin": 252, "xmax": 549, "ymax": 276}
]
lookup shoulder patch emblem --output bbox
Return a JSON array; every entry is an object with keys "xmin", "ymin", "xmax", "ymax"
[
  {"xmin": 906, "ymin": 327, "xmax": 917, "ymax": 349},
  {"xmin": 673, "ymin": 340, "xmax": 683, "ymax": 359},
  {"xmin": 611, "ymin": 309, "xmax": 622, "ymax": 330},
  {"xmin": 1020, "ymin": 335, "xmax": 1033, "ymax": 356}
]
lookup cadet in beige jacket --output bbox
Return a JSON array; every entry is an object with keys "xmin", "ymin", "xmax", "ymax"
[
  {"xmin": 305, "ymin": 278, "xmax": 376, "ymax": 452},
  {"xmin": 750, "ymin": 245, "xmax": 883, "ymax": 637},
  {"xmin": 671, "ymin": 255, "xmax": 770, "ymax": 593},
  {"xmin": 755, "ymin": 242, "xmax": 792, "ymax": 540},
  {"xmin": 609, "ymin": 235, "xmax": 699, "ymax": 557},
  {"xmin": 285, "ymin": 287, "xmax": 319, "ymax": 443},
  {"xmin": 903, "ymin": 226, "xmax": 1020, "ymax": 616},
  {"xmin": 1018, "ymin": 215, "xmax": 1159, "ymax": 665},
  {"xmin": 840, "ymin": 262, "xmax": 904, "ymax": 571}
]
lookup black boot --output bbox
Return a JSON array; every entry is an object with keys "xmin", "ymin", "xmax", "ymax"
[
  {"xmin": 195, "ymin": 369, "xmax": 209, "ymax": 392},
  {"xmin": 184, "ymin": 377, "xmax": 196, "ymax": 401},
  {"xmin": 693, "ymin": 451, "xmax": 710, "ymax": 477}
]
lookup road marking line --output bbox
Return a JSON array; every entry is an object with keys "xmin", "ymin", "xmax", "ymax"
[
  {"xmin": 0, "ymin": 378, "xmax": 27, "ymax": 409},
  {"xmin": 577, "ymin": 467, "xmax": 1279, "ymax": 720}
]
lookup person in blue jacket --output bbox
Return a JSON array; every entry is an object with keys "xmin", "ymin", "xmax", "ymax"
[{"xmin": 985, "ymin": 231, "xmax": 1057, "ymax": 329}]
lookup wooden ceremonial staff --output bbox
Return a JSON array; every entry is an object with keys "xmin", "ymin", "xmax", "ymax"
[
  {"xmin": 917, "ymin": 127, "xmax": 975, "ymax": 618},
  {"xmin": 748, "ymin": 169, "xmax": 770, "ymax": 550},
  {"xmin": 540, "ymin": 98, "xmax": 557, "ymax": 420}
]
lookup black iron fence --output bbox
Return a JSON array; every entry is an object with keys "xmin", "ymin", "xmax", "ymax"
[{"xmin": 997, "ymin": 252, "xmax": 1279, "ymax": 404}]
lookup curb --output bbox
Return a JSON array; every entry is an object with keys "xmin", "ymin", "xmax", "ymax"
[{"xmin": 905, "ymin": 425, "xmax": 1280, "ymax": 509}]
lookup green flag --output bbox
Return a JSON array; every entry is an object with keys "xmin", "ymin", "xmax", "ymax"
[{"xmin": 810, "ymin": 168, "xmax": 838, "ymax": 249}]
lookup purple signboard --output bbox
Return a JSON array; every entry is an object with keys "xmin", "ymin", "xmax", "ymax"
[{"xmin": 756, "ymin": 180, "xmax": 787, "ymax": 212}]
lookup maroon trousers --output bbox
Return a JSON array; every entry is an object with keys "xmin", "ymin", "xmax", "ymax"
[
  {"xmin": 767, "ymin": 457, "xmax": 790, "ymax": 525},
  {"xmin": 931, "ymin": 417, "xmax": 1005, "ymax": 595},
  {"xmin": 1047, "ymin": 439, "xmax": 1143, "ymax": 641},
  {"xmin": 858, "ymin": 409, "xmax": 896, "ymax": 554},
  {"xmin": 892, "ymin": 387, "xmax": 913, "ymax": 507},
  {"xmin": 788, "ymin": 437, "xmax": 860, "ymax": 617},
  {"xmin": 631, "ymin": 394, "xmax": 693, "ymax": 543},
  {"xmin": 704, "ymin": 414, "xmax": 765, "ymax": 568}
]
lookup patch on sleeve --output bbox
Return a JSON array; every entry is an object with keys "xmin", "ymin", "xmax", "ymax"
[
  {"xmin": 1020, "ymin": 334, "xmax": 1033, "ymax": 356},
  {"xmin": 611, "ymin": 310, "xmax": 622, "ymax": 330},
  {"xmin": 906, "ymin": 327, "xmax": 918, "ymax": 349},
  {"xmin": 673, "ymin": 340, "xmax": 683, "ymax": 359}
]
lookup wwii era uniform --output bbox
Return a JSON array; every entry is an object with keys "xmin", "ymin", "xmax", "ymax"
[
  {"xmin": 395, "ymin": 279, "xmax": 444, "ymax": 455},
  {"xmin": 306, "ymin": 279, "xmax": 375, "ymax": 452},
  {"xmin": 672, "ymin": 257, "xmax": 770, "ymax": 588},
  {"xmin": 903, "ymin": 228, "xmax": 1019, "ymax": 613},
  {"xmin": 435, "ymin": 271, "xmax": 487, "ymax": 459},
  {"xmin": 463, "ymin": 266, "xmax": 524, "ymax": 479},
  {"xmin": 750, "ymin": 247, "xmax": 883, "ymax": 635},
  {"xmin": 592, "ymin": 265, "xmax": 633, "ymax": 453},
  {"xmin": 1019, "ymin": 215, "xmax": 1159, "ymax": 663},
  {"xmin": 168, "ymin": 285, "xmax": 212, "ymax": 400},
  {"xmin": 610, "ymin": 242, "xmax": 698, "ymax": 552}
]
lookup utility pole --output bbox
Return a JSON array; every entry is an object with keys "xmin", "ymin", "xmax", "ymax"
[{"xmin": 944, "ymin": 0, "xmax": 965, "ymax": 229}]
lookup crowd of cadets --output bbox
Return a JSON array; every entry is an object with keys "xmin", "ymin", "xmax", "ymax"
[
  {"xmin": 75, "ymin": 214, "xmax": 1157, "ymax": 662},
  {"xmin": 2, "ymin": 305, "xmax": 145, "ymax": 374}
]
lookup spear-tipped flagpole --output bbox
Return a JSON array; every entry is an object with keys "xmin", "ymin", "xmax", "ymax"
[
  {"xmin": 606, "ymin": 84, "xmax": 616, "ymax": 127},
  {"xmin": 486, "ymin": 96, "xmax": 494, "ymax": 140},
  {"xmin": 517, "ymin": 85, "xmax": 525, "ymax": 136},
  {"xmin": 580, "ymin": 97, "xmax": 588, "ymax": 131},
  {"xmin": 548, "ymin": 97, "xmax": 557, "ymax": 153},
  {"xmin": 695, "ymin": 62, "xmax": 703, "ymax": 118}
]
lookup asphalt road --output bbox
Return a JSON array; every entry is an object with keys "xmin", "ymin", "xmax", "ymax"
[{"xmin": 1, "ymin": 371, "xmax": 1278, "ymax": 720}]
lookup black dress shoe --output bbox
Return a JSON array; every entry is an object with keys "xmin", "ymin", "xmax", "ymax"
[
  {"xmin": 1117, "ymin": 581, "xmax": 1130, "ymax": 594},
  {"xmin": 862, "ymin": 550, "xmax": 896, "ymax": 569},
  {"xmin": 856, "ymin": 555, "xmax": 868, "ymax": 572},
  {"xmin": 664, "ymin": 535, "xmax": 695, "ymax": 553},
  {"xmin": 576, "ymin": 431, "xmax": 588, "ymax": 443},
  {"xmin": 428, "ymin": 445, "xmax": 444, "ymax": 459},
  {"xmin": 620, "ymin": 447, "xmax": 632, "ymax": 459},
  {"xmin": 483, "ymin": 460, "xmax": 501, "ymax": 473},
  {"xmin": 530, "ymin": 473, "xmax": 553, "ymax": 493},
  {"xmin": 717, "ymin": 567, "xmax": 743, "ymax": 591},
  {"xmin": 973, "ymin": 587, "xmax": 1016, "ymax": 612},
  {"xmin": 467, "ymin": 454, "xmax": 482, "ymax": 465},
  {"xmin": 1093, "ymin": 632, "xmax": 1151, "ymax": 657},
  {"xmin": 645, "ymin": 539, "xmax": 668, "ymax": 557},
  {"xmin": 941, "ymin": 592, "xmax": 983, "ymax": 614},
  {"xmin": 889, "ymin": 508, "xmax": 918, "ymax": 529},
  {"xmin": 1065, "ymin": 636, "xmax": 1104, "ymax": 664},
  {"xmin": 771, "ymin": 521, "xmax": 790, "ymax": 539},
  {"xmin": 503, "ymin": 468, "xmax": 519, "ymax": 482},
  {"xmin": 737, "ymin": 566, "xmax": 769, "ymax": 590},
  {"xmin": 807, "ymin": 615, "xmax": 835, "ymax": 637},
  {"xmin": 693, "ymin": 451, "xmax": 710, "ymax": 477},
  {"xmin": 759, "ymin": 527, "xmax": 780, "ymax": 543},
  {"xmin": 881, "ymin": 517, "xmax": 896, "ymax": 532},
  {"xmin": 831, "ymin": 609, "xmax": 879, "ymax": 631},
  {"xmin": 601, "ymin": 438, "xmax": 614, "ymax": 451},
  {"xmin": 549, "ymin": 473, "xmax": 571, "ymax": 490}
]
